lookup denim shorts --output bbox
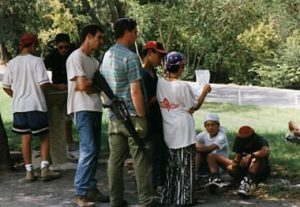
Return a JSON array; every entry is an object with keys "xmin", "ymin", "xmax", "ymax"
[{"xmin": 13, "ymin": 111, "xmax": 49, "ymax": 136}]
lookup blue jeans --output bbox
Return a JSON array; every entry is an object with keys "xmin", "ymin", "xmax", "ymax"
[{"xmin": 74, "ymin": 111, "xmax": 102, "ymax": 196}]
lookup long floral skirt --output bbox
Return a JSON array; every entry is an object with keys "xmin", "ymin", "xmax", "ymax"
[{"xmin": 160, "ymin": 144, "xmax": 195, "ymax": 206}]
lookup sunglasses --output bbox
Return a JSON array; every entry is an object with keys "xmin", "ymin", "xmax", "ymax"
[{"xmin": 58, "ymin": 45, "xmax": 70, "ymax": 50}]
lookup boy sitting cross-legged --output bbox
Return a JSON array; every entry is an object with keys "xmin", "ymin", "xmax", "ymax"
[{"xmin": 195, "ymin": 113, "xmax": 230, "ymax": 189}]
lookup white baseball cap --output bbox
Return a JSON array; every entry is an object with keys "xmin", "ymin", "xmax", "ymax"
[{"xmin": 204, "ymin": 113, "xmax": 220, "ymax": 124}]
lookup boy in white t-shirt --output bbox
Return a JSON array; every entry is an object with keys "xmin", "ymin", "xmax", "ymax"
[
  {"xmin": 157, "ymin": 51, "xmax": 211, "ymax": 206},
  {"xmin": 195, "ymin": 113, "xmax": 229, "ymax": 188},
  {"xmin": 2, "ymin": 33, "xmax": 61, "ymax": 182}
]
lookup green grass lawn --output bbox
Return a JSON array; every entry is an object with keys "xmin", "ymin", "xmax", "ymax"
[{"xmin": 1, "ymin": 88, "xmax": 300, "ymax": 178}]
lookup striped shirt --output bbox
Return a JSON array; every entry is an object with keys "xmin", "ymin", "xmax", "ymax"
[{"xmin": 101, "ymin": 43, "xmax": 141, "ymax": 119}]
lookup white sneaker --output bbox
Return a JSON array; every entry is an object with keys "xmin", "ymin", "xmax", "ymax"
[
  {"xmin": 206, "ymin": 176, "xmax": 230, "ymax": 193},
  {"xmin": 206, "ymin": 177, "xmax": 230, "ymax": 188},
  {"xmin": 238, "ymin": 177, "xmax": 252, "ymax": 197},
  {"xmin": 66, "ymin": 144, "xmax": 79, "ymax": 161}
]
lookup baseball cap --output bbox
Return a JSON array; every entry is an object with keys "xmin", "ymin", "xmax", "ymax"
[
  {"xmin": 143, "ymin": 41, "xmax": 167, "ymax": 54},
  {"xmin": 237, "ymin": 126, "xmax": 255, "ymax": 139},
  {"xmin": 165, "ymin": 51, "xmax": 185, "ymax": 68},
  {"xmin": 20, "ymin": 33, "xmax": 38, "ymax": 49},
  {"xmin": 204, "ymin": 113, "xmax": 220, "ymax": 124}
]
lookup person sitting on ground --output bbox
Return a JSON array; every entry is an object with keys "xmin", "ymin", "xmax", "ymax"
[
  {"xmin": 195, "ymin": 113, "xmax": 229, "ymax": 180},
  {"xmin": 44, "ymin": 33, "xmax": 79, "ymax": 161},
  {"xmin": 206, "ymin": 125, "xmax": 270, "ymax": 197},
  {"xmin": 285, "ymin": 120, "xmax": 300, "ymax": 144}
]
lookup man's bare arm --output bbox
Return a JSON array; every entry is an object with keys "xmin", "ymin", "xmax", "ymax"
[
  {"xmin": 130, "ymin": 80, "xmax": 145, "ymax": 117},
  {"xmin": 252, "ymin": 146, "xmax": 269, "ymax": 158},
  {"xmin": 74, "ymin": 76, "xmax": 99, "ymax": 94},
  {"xmin": 196, "ymin": 142, "xmax": 219, "ymax": 153}
]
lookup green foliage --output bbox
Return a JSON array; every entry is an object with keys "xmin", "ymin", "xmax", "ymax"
[
  {"xmin": 0, "ymin": 0, "xmax": 300, "ymax": 87},
  {"xmin": 0, "ymin": 0, "xmax": 38, "ymax": 56},
  {"xmin": 281, "ymin": 29, "xmax": 300, "ymax": 66},
  {"xmin": 238, "ymin": 22, "xmax": 280, "ymax": 61},
  {"xmin": 248, "ymin": 29, "xmax": 300, "ymax": 88}
]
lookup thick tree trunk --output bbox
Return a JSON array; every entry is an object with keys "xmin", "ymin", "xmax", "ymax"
[{"xmin": 0, "ymin": 114, "xmax": 12, "ymax": 172}]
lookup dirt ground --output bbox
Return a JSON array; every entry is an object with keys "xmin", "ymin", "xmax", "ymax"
[{"xmin": 0, "ymin": 161, "xmax": 300, "ymax": 207}]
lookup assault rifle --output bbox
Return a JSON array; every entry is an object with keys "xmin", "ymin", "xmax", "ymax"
[{"xmin": 92, "ymin": 70, "xmax": 146, "ymax": 151}]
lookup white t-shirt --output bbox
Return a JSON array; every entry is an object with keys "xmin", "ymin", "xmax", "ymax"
[
  {"xmin": 156, "ymin": 78, "xmax": 198, "ymax": 149},
  {"xmin": 195, "ymin": 127, "xmax": 229, "ymax": 157},
  {"xmin": 2, "ymin": 54, "xmax": 49, "ymax": 113},
  {"xmin": 66, "ymin": 49, "xmax": 102, "ymax": 114}
]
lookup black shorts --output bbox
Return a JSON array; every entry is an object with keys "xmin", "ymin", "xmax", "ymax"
[{"xmin": 13, "ymin": 111, "xmax": 49, "ymax": 136}]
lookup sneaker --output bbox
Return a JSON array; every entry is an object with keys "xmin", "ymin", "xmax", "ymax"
[
  {"xmin": 66, "ymin": 144, "xmax": 79, "ymax": 161},
  {"xmin": 206, "ymin": 176, "xmax": 229, "ymax": 188},
  {"xmin": 74, "ymin": 195, "xmax": 95, "ymax": 207},
  {"xmin": 41, "ymin": 166, "xmax": 61, "ymax": 182},
  {"xmin": 25, "ymin": 171, "xmax": 37, "ymax": 182},
  {"xmin": 205, "ymin": 176, "xmax": 229, "ymax": 193},
  {"xmin": 87, "ymin": 188, "xmax": 109, "ymax": 203},
  {"xmin": 238, "ymin": 177, "xmax": 252, "ymax": 197}
]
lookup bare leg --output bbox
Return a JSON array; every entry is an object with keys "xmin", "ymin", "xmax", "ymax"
[
  {"xmin": 248, "ymin": 158, "xmax": 267, "ymax": 179},
  {"xmin": 207, "ymin": 153, "xmax": 232, "ymax": 174},
  {"xmin": 40, "ymin": 133, "xmax": 50, "ymax": 161},
  {"xmin": 21, "ymin": 134, "xmax": 32, "ymax": 164}
]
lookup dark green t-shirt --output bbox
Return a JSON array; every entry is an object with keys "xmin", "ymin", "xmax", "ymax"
[{"xmin": 232, "ymin": 134, "xmax": 269, "ymax": 154}]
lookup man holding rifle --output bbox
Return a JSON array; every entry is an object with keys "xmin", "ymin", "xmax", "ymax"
[{"xmin": 101, "ymin": 18, "xmax": 153, "ymax": 207}]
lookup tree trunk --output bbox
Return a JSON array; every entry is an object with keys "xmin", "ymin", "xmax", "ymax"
[
  {"xmin": 0, "ymin": 42, "xmax": 10, "ymax": 65},
  {"xmin": 0, "ymin": 114, "xmax": 12, "ymax": 172}
]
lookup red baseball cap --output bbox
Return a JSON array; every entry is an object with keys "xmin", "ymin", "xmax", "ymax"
[
  {"xmin": 20, "ymin": 33, "xmax": 38, "ymax": 49},
  {"xmin": 237, "ymin": 126, "xmax": 255, "ymax": 139},
  {"xmin": 143, "ymin": 41, "xmax": 167, "ymax": 54}
]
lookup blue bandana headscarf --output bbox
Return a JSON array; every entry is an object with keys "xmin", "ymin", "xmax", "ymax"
[{"xmin": 165, "ymin": 51, "xmax": 185, "ymax": 72}]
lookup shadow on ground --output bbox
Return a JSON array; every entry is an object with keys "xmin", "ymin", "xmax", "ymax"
[{"xmin": 0, "ymin": 163, "xmax": 300, "ymax": 207}]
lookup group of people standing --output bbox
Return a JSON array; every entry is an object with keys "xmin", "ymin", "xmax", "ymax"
[{"xmin": 2, "ymin": 17, "xmax": 271, "ymax": 207}]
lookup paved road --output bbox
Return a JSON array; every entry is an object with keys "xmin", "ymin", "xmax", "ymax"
[{"xmin": 190, "ymin": 82, "xmax": 300, "ymax": 108}]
